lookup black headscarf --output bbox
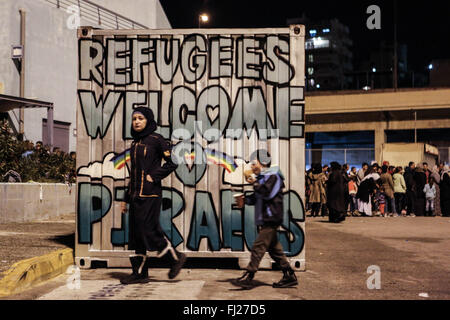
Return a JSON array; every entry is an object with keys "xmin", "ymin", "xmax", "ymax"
[{"xmin": 130, "ymin": 107, "xmax": 157, "ymax": 141}]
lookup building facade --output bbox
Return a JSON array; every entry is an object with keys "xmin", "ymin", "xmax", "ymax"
[
  {"xmin": 305, "ymin": 88, "xmax": 450, "ymax": 169},
  {"xmin": 0, "ymin": 0, "xmax": 170, "ymax": 152},
  {"xmin": 288, "ymin": 17, "xmax": 353, "ymax": 91}
]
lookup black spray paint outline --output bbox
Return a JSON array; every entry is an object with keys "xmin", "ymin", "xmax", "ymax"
[
  {"xmin": 271, "ymin": 86, "xmax": 306, "ymax": 140},
  {"xmin": 77, "ymin": 89, "xmax": 124, "ymax": 140},
  {"xmin": 180, "ymin": 33, "xmax": 208, "ymax": 84},
  {"xmin": 208, "ymin": 36, "xmax": 234, "ymax": 80},
  {"xmin": 76, "ymin": 151, "xmax": 129, "ymax": 181},
  {"xmin": 78, "ymin": 38, "xmax": 104, "ymax": 87},
  {"xmin": 77, "ymin": 182, "xmax": 113, "ymax": 245},
  {"xmin": 186, "ymin": 191, "xmax": 222, "ymax": 252},
  {"xmin": 262, "ymin": 34, "xmax": 296, "ymax": 87},
  {"xmin": 225, "ymin": 86, "xmax": 277, "ymax": 141}
]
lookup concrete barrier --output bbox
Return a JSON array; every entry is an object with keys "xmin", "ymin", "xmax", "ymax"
[
  {"xmin": 0, "ymin": 248, "xmax": 74, "ymax": 297},
  {"xmin": 0, "ymin": 183, "xmax": 76, "ymax": 223}
]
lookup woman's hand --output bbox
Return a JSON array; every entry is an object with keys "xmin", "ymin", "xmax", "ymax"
[
  {"xmin": 121, "ymin": 202, "xmax": 128, "ymax": 214},
  {"xmin": 146, "ymin": 174, "xmax": 153, "ymax": 183}
]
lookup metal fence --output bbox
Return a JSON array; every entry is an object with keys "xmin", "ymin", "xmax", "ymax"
[
  {"xmin": 306, "ymin": 148, "xmax": 375, "ymax": 170},
  {"xmin": 438, "ymin": 147, "xmax": 450, "ymax": 165},
  {"xmin": 43, "ymin": 0, "xmax": 148, "ymax": 29}
]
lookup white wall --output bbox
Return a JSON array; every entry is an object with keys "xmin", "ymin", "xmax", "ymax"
[
  {"xmin": 0, "ymin": 0, "xmax": 171, "ymax": 152},
  {"xmin": 89, "ymin": 0, "xmax": 171, "ymax": 29},
  {"xmin": 0, "ymin": 183, "xmax": 75, "ymax": 223}
]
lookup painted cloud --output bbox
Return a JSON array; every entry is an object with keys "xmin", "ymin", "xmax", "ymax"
[
  {"xmin": 223, "ymin": 158, "xmax": 252, "ymax": 186},
  {"xmin": 77, "ymin": 152, "xmax": 129, "ymax": 180}
]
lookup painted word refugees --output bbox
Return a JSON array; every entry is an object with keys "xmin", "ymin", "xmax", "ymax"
[{"xmin": 80, "ymin": 35, "xmax": 295, "ymax": 86}]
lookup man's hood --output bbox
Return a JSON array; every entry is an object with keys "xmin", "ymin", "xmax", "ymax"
[{"xmin": 262, "ymin": 165, "xmax": 285, "ymax": 180}]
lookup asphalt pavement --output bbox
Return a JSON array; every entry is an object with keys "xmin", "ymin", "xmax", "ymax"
[{"xmin": 1, "ymin": 214, "xmax": 449, "ymax": 300}]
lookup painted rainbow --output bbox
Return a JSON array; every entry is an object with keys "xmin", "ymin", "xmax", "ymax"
[
  {"xmin": 111, "ymin": 149, "xmax": 131, "ymax": 170},
  {"xmin": 184, "ymin": 149, "xmax": 237, "ymax": 173}
]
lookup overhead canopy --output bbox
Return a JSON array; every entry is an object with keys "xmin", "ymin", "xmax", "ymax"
[
  {"xmin": 0, "ymin": 94, "xmax": 53, "ymax": 112},
  {"xmin": 0, "ymin": 94, "xmax": 54, "ymax": 149}
]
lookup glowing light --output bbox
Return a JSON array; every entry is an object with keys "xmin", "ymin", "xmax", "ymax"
[{"xmin": 200, "ymin": 14, "xmax": 209, "ymax": 23}]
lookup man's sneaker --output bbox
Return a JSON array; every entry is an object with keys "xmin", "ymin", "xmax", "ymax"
[
  {"xmin": 168, "ymin": 251, "xmax": 186, "ymax": 279},
  {"xmin": 233, "ymin": 271, "xmax": 255, "ymax": 290},
  {"xmin": 273, "ymin": 269, "xmax": 298, "ymax": 288}
]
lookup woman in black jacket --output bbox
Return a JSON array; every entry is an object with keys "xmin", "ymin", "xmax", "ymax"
[
  {"xmin": 413, "ymin": 166, "xmax": 427, "ymax": 216},
  {"xmin": 327, "ymin": 162, "xmax": 347, "ymax": 223},
  {"xmin": 120, "ymin": 107, "xmax": 183, "ymax": 284},
  {"xmin": 440, "ymin": 167, "xmax": 450, "ymax": 217}
]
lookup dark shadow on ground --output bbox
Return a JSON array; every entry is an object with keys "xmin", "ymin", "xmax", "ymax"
[
  {"xmin": 47, "ymin": 233, "xmax": 75, "ymax": 249},
  {"xmin": 217, "ymin": 278, "xmax": 278, "ymax": 291},
  {"xmin": 107, "ymin": 272, "xmax": 181, "ymax": 283},
  {"xmin": 136, "ymin": 257, "xmax": 241, "ymax": 270}
]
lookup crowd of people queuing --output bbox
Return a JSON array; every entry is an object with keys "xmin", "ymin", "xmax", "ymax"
[{"xmin": 306, "ymin": 160, "xmax": 450, "ymax": 223}]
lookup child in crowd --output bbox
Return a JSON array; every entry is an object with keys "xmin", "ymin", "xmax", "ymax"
[
  {"xmin": 348, "ymin": 175, "xmax": 359, "ymax": 216},
  {"xmin": 423, "ymin": 178, "xmax": 437, "ymax": 217},
  {"xmin": 375, "ymin": 186, "xmax": 387, "ymax": 217}
]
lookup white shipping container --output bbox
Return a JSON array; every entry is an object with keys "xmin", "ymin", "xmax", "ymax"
[{"xmin": 75, "ymin": 26, "xmax": 306, "ymax": 271}]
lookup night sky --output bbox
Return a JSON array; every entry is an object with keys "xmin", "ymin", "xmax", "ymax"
[{"xmin": 160, "ymin": 0, "xmax": 450, "ymax": 73}]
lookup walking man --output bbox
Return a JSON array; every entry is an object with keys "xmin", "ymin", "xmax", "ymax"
[{"xmin": 233, "ymin": 150, "xmax": 298, "ymax": 289}]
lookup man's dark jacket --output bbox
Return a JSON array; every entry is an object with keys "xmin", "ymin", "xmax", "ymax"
[{"xmin": 245, "ymin": 166, "xmax": 285, "ymax": 226}]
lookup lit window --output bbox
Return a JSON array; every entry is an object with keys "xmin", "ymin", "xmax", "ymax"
[
  {"xmin": 308, "ymin": 67, "xmax": 314, "ymax": 75},
  {"xmin": 309, "ymin": 29, "xmax": 317, "ymax": 37},
  {"xmin": 308, "ymin": 54, "xmax": 314, "ymax": 63},
  {"xmin": 305, "ymin": 39, "xmax": 314, "ymax": 50},
  {"xmin": 312, "ymin": 37, "xmax": 330, "ymax": 49},
  {"xmin": 323, "ymin": 28, "xmax": 330, "ymax": 33}
]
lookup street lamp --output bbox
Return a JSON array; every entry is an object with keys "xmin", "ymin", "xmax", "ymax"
[{"xmin": 198, "ymin": 13, "xmax": 209, "ymax": 28}]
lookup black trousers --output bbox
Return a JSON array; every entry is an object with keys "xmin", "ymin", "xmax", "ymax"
[
  {"xmin": 414, "ymin": 198, "xmax": 425, "ymax": 216},
  {"xmin": 441, "ymin": 199, "xmax": 450, "ymax": 217},
  {"xmin": 311, "ymin": 202, "xmax": 321, "ymax": 216},
  {"xmin": 129, "ymin": 196, "xmax": 167, "ymax": 255},
  {"xmin": 394, "ymin": 193, "xmax": 406, "ymax": 213},
  {"xmin": 329, "ymin": 207, "xmax": 345, "ymax": 223},
  {"xmin": 406, "ymin": 190, "xmax": 416, "ymax": 215}
]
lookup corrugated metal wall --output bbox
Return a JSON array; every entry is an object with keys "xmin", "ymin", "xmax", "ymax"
[{"xmin": 75, "ymin": 26, "xmax": 306, "ymax": 270}]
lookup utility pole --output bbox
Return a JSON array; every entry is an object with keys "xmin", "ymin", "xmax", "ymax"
[
  {"xmin": 393, "ymin": 0, "xmax": 398, "ymax": 90},
  {"xmin": 19, "ymin": 9, "xmax": 26, "ymax": 135}
]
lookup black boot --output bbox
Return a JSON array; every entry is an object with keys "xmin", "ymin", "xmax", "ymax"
[
  {"xmin": 158, "ymin": 241, "xmax": 186, "ymax": 279},
  {"xmin": 120, "ymin": 255, "xmax": 149, "ymax": 284},
  {"xmin": 233, "ymin": 271, "xmax": 255, "ymax": 290},
  {"xmin": 273, "ymin": 268, "xmax": 298, "ymax": 288}
]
